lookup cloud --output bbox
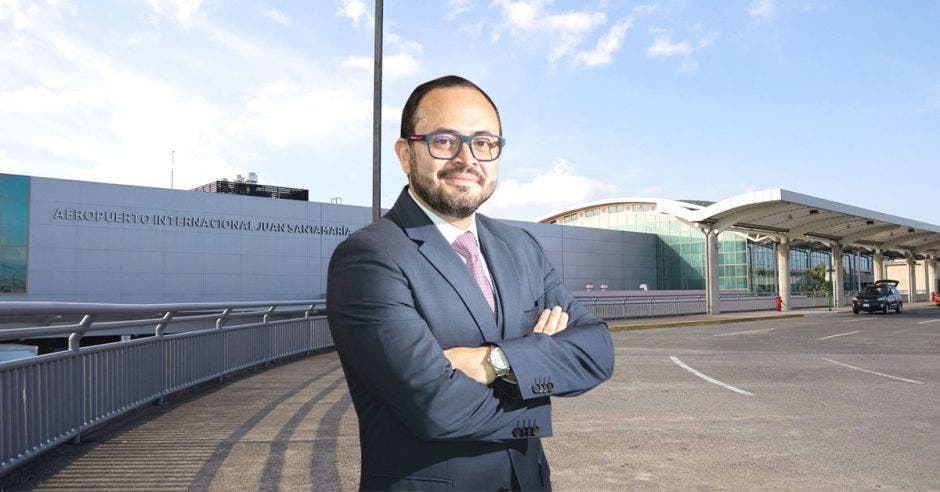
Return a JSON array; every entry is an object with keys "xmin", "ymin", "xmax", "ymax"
[
  {"xmin": 544, "ymin": 11, "xmax": 606, "ymax": 62},
  {"xmin": 337, "ymin": 0, "xmax": 367, "ymax": 27},
  {"xmin": 340, "ymin": 34, "xmax": 423, "ymax": 81},
  {"xmin": 493, "ymin": 1, "xmax": 611, "ymax": 64},
  {"xmin": 341, "ymin": 53, "xmax": 421, "ymax": 81},
  {"xmin": 479, "ymin": 159, "xmax": 619, "ymax": 220},
  {"xmin": 697, "ymin": 32, "xmax": 718, "ymax": 49},
  {"xmin": 234, "ymin": 81, "xmax": 372, "ymax": 147},
  {"xmin": 576, "ymin": 17, "xmax": 634, "ymax": 66},
  {"xmin": 495, "ymin": 0, "xmax": 547, "ymax": 31},
  {"xmin": 646, "ymin": 35, "xmax": 693, "ymax": 58},
  {"xmin": 146, "ymin": 0, "xmax": 204, "ymax": 27},
  {"xmin": 266, "ymin": 8, "xmax": 290, "ymax": 26},
  {"xmin": 574, "ymin": 5, "xmax": 654, "ymax": 67},
  {"xmin": 0, "ymin": 0, "xmax": 380, "ymax": 193},
  {"xmin": 748, "ymin": 0, "xmax": 775, "ymax": 18},
  {"xmin": 0, "ymin": 0, "xmax": 42, "ymax": 30},
  {"xmin": 447, "ymin": 0, "xmax": 473, "ymax": 20}
]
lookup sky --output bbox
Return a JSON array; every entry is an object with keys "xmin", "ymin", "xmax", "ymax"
[{"xmin": 1, "ymin": 0, "xmax": 938, "ymax": 224}]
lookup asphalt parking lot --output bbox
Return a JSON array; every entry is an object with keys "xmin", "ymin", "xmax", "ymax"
[
  {"xmin": 548, "ymin": 305, "xmax": 939, "ymax": 490},
  {"xmin": 3, "ymin": 305, "xmax": 938, "ymax": 490}
]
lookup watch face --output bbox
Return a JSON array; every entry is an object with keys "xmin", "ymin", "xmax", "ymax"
[{"xmin": 490, "ymin": 347, "xmax": 510, "ymax": 372}]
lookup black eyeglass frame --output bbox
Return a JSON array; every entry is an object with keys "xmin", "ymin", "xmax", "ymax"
[{"xmin": 406, "ymin": 131, "xmax": 507, "ymax": 162}]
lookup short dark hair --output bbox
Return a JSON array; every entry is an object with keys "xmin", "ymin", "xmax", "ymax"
[{"xmin": 399, "ymin": 75, "xmax": 501, "ymax": 138}]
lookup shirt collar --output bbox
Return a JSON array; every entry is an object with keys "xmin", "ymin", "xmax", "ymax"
[{"xmin": 407, "ymin": 187, "xmax": 480, "ymax": 246}]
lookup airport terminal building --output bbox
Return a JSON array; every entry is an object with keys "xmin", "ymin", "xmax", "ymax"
[
  {"xmin": 541, "ymin": 198, "xmax": 873, "ymax": 294},
  {"xmin": 0, "ymin": 173, "xmax": 657, "ymax": 303},
  {"xmin": 1, "ymin": 173, "xmax": 938, "ymax": 311},
  {"xmin": 540, "ymin": 192, "xmax": 940, "ymax": 312}
]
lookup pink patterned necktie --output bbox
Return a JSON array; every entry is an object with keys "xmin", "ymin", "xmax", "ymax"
[{"xmin": 452, "ymin": 231, "xmax": 496, "ymax": 314}]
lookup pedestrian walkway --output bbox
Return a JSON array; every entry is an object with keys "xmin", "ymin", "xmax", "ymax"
[{"xmin": 3, "ymin": 302, "xmax": 935, "ymax": 490}]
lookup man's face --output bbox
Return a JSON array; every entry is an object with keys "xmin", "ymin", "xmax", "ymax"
[{"xmin": 396, "ymin": 86, "xmax": 500, "ymax": 220}]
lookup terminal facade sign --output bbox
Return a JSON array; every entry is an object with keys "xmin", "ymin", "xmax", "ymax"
[{"xmin": 53, "ymin": 208, "xmax": 353, "ymax": 236}]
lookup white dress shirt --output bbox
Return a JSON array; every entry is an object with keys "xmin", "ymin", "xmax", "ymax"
[{"xmin": 407, "ymin": 188, "xmax": 496, "ymax": 289}]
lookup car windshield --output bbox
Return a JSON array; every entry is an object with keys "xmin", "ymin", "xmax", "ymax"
[{"xmin": 861, "ymin": 285, "xmax": 885, "ymax": 296}]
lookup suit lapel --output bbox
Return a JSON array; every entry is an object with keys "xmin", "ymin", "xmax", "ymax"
[
  {"xmin": 477, "ymin": 216, "xmax": 525, "ymax": 339},
  {"xmin": 389, "ymin": 188, "xmax": 500, "ymax": 342}
]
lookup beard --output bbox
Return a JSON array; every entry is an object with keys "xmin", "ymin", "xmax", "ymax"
[{"xmin": 409, "ymin": 151, "xmax": 496, "ymax": 219}]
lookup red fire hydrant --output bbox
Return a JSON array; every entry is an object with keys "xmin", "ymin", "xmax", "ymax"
[
  {"xmin": 774, "ymin": 295, "xmax": 782, "ymax": 311},
  {"xmin": 932, "ymin": 292, "xmax": 936, "ymax": 302}
]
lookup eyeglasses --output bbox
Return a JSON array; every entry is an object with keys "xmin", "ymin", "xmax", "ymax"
[{"xmin": 407, "ymin": 131, "xmax": 506, "ymax": 162}]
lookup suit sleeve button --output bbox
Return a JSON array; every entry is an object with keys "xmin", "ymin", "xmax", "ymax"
[
  {"xmin": 547, "ymin": 383, "xmax": 554, "ymax": 391},
  {"xmin": 531, "ymin": 384, "xmax": 540, "ymax": 393},
  {"xmin": 512, "ymin": 428, "xmax": 520, "ymax": 438}
]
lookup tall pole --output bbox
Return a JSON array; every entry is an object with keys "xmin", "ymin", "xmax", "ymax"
[
  {"xmin": 372, "ymin": 0, "xmax": 383, "ymax": 222},
  {"xmin": 170, "ymin": 148, "xmax": 175, "ymax": 189}
]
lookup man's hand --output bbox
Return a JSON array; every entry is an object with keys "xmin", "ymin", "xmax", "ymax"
[
  {"xmin": 443, "ymin": 346, "xmax": 496, "ymax": 385},
  {"xmin": 532, "ymin": 305, "xmax": 569, "ymax": 335}
]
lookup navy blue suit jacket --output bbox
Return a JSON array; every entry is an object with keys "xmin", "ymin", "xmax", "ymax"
[{"xmin": 327, "ymin": 187, "xmax": 614, "ymax": 490}]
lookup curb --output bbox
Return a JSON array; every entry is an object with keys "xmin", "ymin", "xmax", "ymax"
[{"xmin": 608, "ymin": 313, "xmax": 806, "ymax": 331}]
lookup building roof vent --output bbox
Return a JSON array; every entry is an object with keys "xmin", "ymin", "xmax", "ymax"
[
  {"xmin": 247, "ymin": 172, "xmax": 258, "ymax": 184},
  {"xmin": 235, "ymin": 174, "xmax": 245, "ymax": 183}
]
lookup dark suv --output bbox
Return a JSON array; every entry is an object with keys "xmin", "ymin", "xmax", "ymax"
[{"xmin": 852, "ymin": 280, "xmax": 903, "ymax": 314}]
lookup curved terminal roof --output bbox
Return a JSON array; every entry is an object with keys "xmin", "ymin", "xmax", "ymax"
[{"xmin": 539, "ymin": 189, "xmax": 940, "ymax": 257}]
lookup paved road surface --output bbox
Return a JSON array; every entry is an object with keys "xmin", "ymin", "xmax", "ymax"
[{"xmin": 2, "ymin": 305, "xmax": 938, "ymax": 490}]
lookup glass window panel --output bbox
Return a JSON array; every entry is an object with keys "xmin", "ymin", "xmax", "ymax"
[{"xmin": 0, "ymin": 174, "xmax": 29, "ymax": 199}]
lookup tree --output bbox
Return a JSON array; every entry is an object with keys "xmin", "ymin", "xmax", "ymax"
[{"xmin": 802, "ymin": 264, "xmax": 832, "ymax": 296}]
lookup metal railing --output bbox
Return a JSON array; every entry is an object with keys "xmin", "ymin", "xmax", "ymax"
[
  {"xmin": 578, "ymin": 293, "xmax": 842, "ymax": 320},
  {"xmin": 0, "ymin": 300, "xmax": 332, "ymax": 475}
]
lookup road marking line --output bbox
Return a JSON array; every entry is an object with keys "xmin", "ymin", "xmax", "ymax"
[
  {"xmin": 822, "ymin": 357, "xmax": 924, "ymax": 384},
  {"xmin": 818, "ymin": 331, "xmax": 858, "ymax": 340},
  {"xmin": 714, "ymin": 328, "xmax": 774, "ymax": 337},
  {"xmin": 916, "ymin": 319, "xmax": 940, "ymax": 324},
  {"xmin": 670, "ymin": 356, "xmax": 754, "ymax": 396},
  {"xmin": 840, "ymin": 317, "xmax": 877, "ymax": 323}
]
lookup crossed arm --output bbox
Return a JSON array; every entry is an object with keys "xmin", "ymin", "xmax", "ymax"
[{"xmin": 443, "ymin": 306, "xmax": 569, "ymax": 385}]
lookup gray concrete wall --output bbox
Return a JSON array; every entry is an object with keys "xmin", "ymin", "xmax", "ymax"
[
  {"xmin": 17, "ymin": 176, "xmax": 370, "ymax": 303},
  {"xmin": 8, "ymin": 176, "xmax": 656, "ymax": 303},
  {"xmin": 504, "ymin": 219, "xmax": 658, "ymax": 293}
]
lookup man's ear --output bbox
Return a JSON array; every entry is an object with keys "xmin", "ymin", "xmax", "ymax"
[{"xmin": 395, "ymin": 138, "xmax": 411, "ymax": 174}]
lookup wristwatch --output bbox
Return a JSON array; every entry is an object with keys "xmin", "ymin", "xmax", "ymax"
[{"xmin": 488, "ymin": 346, "xmax": 512, "ymax": 378}]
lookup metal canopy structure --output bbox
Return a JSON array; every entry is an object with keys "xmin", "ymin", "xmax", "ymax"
[
  {"xmin": 539, "ymin": 189, "xmax": 939, "ymax": 314},
  {"xmin": 676, "ymin": 189, "xmax": 940, "ymax": 256}
]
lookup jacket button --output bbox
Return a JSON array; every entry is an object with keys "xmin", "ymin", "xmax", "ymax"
[
  {"xmin": 547, "ymin": 383, "xmax": 554, "ymax": 392},
  {"xmin": 532, "ymin": 384, "xmax": 540, "ymax": 393},
  {"xmin": 512, "ymin": 428, "xmax": 520, "ymax": 438}
]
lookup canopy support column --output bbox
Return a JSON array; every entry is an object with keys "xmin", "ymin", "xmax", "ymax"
[
  {"xmin": 776, "ymin": 238, "xmax": 790, "ymax": 311},
  {"xmin": 873, "ymin": 248, "xmax": 884, "ymax": 282},
  {"xmin": 927, "ymin": 255, "xmax": 938, "ymax": 298},
  {"xmin": 906, "ymin": 254, "xmax": 917, "ymax": 302},
  {"xmin": 705, "ymin": 227, "xmax": 720, "ymax": 315},
  {"xmin": 831, "ymin": 243, "xmax": 844, "ymax": 306}
]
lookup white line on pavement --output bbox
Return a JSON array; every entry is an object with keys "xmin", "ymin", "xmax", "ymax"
[
  {"xmin": 670, "ymin": 356, "xmax": 754, "ymax": 396},
  {"xmin": 818, "ymin": 331, "xmax": 859, "ymax": 340},
  {"xmin": 840, "ymin": 317, "xmax": 877, "ymax": 323},
  {"xmin": 916, "ymin": 319, "xmax": 940, "ymax": 324},
  {"xmin": 714, "ymin": 328, "xmax": 774, "ymax": 337},
  {"xmin": 822, "ymin": 357, "xmax": 924, "ymax": 384}
]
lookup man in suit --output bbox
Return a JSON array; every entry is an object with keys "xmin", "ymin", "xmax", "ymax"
[{"xmin": 327, "ymin": 75, "xmax": 614, "ymax": 491}]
